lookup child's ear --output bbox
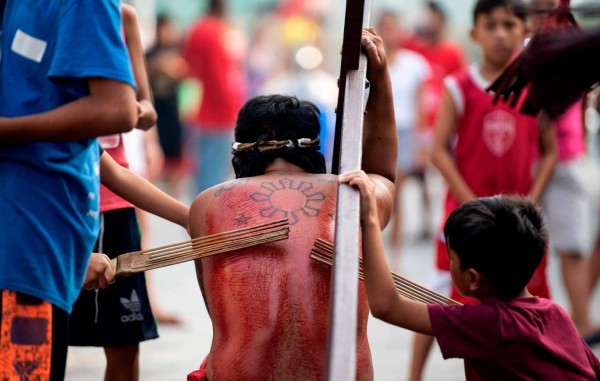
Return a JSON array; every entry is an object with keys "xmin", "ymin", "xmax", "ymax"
[
  {"xmin": 466, "ymin": 269, "xmax": 482, "ymax": 292},
  {"xmin": 469, "ymin": 27, "xmax": 478, "ymax": 43}
]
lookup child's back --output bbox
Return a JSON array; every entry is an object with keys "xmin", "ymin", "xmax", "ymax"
[{"xmin": 430, "ymin": 296, "xmax": 599, "ymax": 380}]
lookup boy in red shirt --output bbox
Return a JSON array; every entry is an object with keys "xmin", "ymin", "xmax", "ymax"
[
  {"xmin": 340, "ymin": 170, "xmax": 600, "ymax": 381},
  {"xmin": 409, "ymin": 0, "xmax": 558, "ymax": 379}
]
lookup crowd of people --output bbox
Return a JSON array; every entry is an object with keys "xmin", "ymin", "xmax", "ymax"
[{"xmin": 1, "ymin": 0, "xmax": 600, "ymax": 380}]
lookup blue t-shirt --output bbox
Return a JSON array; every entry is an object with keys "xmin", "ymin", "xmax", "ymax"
[{"xmin": 0, "ymin": 0, "xmax": 135, "ymax": 313}]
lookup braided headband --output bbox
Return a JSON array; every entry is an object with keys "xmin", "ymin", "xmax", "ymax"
[{"xmin": 232, "ymin": 138, "xmax": 320, "ymax": 153}]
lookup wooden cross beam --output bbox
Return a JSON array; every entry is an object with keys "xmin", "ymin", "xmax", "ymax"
[{"xmin": 326, "ymin": 0, "xmax": 373, "ymax": 380}]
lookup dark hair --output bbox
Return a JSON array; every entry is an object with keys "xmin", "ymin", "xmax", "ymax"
[
  {"xmin": 426, "ymin": 1, "xmax": 447, "ymax": 22},
  {"xmin": 232, "ymin": 95, "xmax": 326, "ymax": 178},
  {"xmin": 473, "ymin": 0, "xmax": 527, "ymax": 24},
  {"xmin": 208, "ymin": 0, "xmax": 225, "ymax": 16},
  {"xmin": 444, "ymin": 196, "xmax": 547, "ymax": 299},
  {"xmin": 156, "ymin": 13, "xmax": 171, "ymax": 28}
]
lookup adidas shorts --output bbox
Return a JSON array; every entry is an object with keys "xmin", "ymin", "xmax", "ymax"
[{"xmin": 69, "ymin": 208, "xmax": 158, "ymax": 347}]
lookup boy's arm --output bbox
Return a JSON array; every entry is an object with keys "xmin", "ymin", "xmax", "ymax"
[
  {"xmin": 0, "ymin": 78, "xmax": 137, "ymax": 144},
  {"xmin": 430, "ymin": 88, "xmax": 476, "ymax": 204},
  {"xmin": 122, "ymin": 4, "xmax": 158, "ymax": 131},
  {"xmin": 339, "ymin": 171, "xmax": 433, "ymax": 336},
  {"xmin": 100, "ymin": 152, "xmax": 189, "ymax": 230},
  {"xmin": 529, "ymin": 113, "xmax": 558, "ymax": 204},
  {"xmin": 83, "ymin": 253, "xmax": 116, "ymax": 290}
]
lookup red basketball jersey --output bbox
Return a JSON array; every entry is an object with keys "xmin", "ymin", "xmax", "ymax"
[{"xmin": 442, "ymin": 65, "xmax": 540, "ymax": 218}]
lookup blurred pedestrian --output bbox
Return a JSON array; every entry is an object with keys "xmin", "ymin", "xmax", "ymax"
[
  {"xmin": 147, "ymin": 14, "xmax": 189, "ymax": 198},
  {"xmin": 529, "ymin": 0, "xmax": 600, "ymax": 346},
  {"xmin": 376, "ymin": 10, "xmax": 432, "ymax": 264},
  {"xmin": 182, "ymin": 0, "xmax": 247, "ymax": 195}
]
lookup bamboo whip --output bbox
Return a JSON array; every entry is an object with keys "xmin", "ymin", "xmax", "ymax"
[
  {"xmin": 111, "ymin": 219, "xmax": 289, "ymax": 276},
  {"xmin": 311, "ymin": 238, "xmax": 460, "ymax": 306}
]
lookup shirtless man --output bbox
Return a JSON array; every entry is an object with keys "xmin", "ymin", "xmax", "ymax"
[{"xmin": 189, "ymin": 29, "xmax": 397, "ymax": 380}]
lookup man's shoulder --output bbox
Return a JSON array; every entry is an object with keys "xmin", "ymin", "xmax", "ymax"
[{"xmin": 196, "ymin": 174, "xmax": 338, "ymax": 200}]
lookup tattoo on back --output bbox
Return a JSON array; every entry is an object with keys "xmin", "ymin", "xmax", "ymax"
[
  {"xmin": 213, "ymin": 179, "xmax": 249, "ymax": 197},
  {"xmin": 250, "ymin": 178, "xmax": 325, "ymax": 225},
  {"xmin": 234, "ymin": 213, "xmax": 251, "ymax": 226}
]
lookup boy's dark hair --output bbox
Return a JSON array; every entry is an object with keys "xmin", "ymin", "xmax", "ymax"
[
  {"xmin": 232, "ymin": 95, "xmax": 326, "ymax": 178},
  {"xmin": 426, "ymin": 1, "xmax": 447, "ymax": 22},
  {"xmin": 473, "ymin": 0, "xmax": 527, "ymax": 24},
  {"xmin": 444, "ymin": 196, "xmax": 547, "ymax": 299}
]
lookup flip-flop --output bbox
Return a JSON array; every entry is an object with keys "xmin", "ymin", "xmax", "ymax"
[{"xmin": 584, "ymin": 329, "xmax": 600, "ymax": 347}]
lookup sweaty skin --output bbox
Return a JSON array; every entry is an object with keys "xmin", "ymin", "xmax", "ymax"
[{"xmin": 190, "ymin": 171, "xmax": 392, "ymax": 381}]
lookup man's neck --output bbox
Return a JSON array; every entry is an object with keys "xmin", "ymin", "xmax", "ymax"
[{"xmin": 263, "ymin": 159, "xmax": 307, "ymax": 175}]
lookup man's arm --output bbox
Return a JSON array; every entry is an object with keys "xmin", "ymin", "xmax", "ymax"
[
  {"xmin": 100, "ymin": 152, "xmax": 189, "ymax": 230},
  {"xmin": 359, "ymin": 29, "xmax": 397, "ymax": 228},
  {"xmin": 122, "ymin": 4, "xmax": 158, "ymax": 131},
  {"xmin": 0, "ymin": 78, "xmax": 137, "ymax": 143},
  {"xmin": 340, "ymin": 170, "xmax": 432, "ymax": 335},
  {"xmin": 431, "ymin": 88, "xmax": 476, "ymax": 204},
  {"xmin": 529, "ymin": 112, "xmax": 558, "ymax": 204},
  {"xmin": 361, "ymin": 29, "xmax": 397, "ymax": 185}
]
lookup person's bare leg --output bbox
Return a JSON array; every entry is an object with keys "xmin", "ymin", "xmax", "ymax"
[
  {"xmin": 408, "ymin": 333, "xmax": 435, "ymax": 381},
  {"xmin": 389, "ymin": 171, "xmax": 405, "ymax": 269},
  {"xmin": 146, "ymin": 270, "xmax": 183, "ymax": 325},
  {"xmin": 418, "ymin": 171, "xmax": 432, "ymax": 240},
  {"xmin": 560, "ymin": 252, "xmax": 591, "ymax": 334},
  {"xmin": 135, "ymin": 208, "xmax": 182, "ymax": 325},
  {"xmin": 104, "ymin": 345, "xmax": 140, "ymax": 381},
  {"xmin": 589, "ymin": 233, "xmax": 600, "ymax": 297}
]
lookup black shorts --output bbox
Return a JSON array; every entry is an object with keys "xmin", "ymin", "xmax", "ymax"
[
  {"xmin": 0, "ymin": 290, "xmax": 68, "ymax": 381},
  {"xmin": 69, "ymin": 208, "xmax": 158, "ymax": 347}
]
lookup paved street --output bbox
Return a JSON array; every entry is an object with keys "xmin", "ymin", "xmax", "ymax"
[{"xmin": 66, "ymin": 158, "xmax": 600, "ymax": 380}]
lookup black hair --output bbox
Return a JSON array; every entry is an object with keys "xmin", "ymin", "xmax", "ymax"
[
  {"xmin": 232, "ymin": 95, "xmax": 326, "ymax": 178},
  {"xmin": 444, "ymin": 196, "xmax": 547, "ymax": 299},
  {"xmin": 156, "ymin": 13, "xmax": 171, "ymax": 28},
  {"xmin": 208, "ymin": 0, "xmax": 225, "ymax": 16},
  {"xmin": 473, "ymin": 0, "xmax": 527, "ymax": 24},
  {"xmin": 426, "ymin": 1, "xmax": 447, "ymax": 22}
]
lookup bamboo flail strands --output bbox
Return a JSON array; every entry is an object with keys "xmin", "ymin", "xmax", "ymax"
[
  {"xmin": 311, "ymin": 239, "xmax": 461, "ymax": 306},
  {"xmin": 312, "ymin": 239, "xmax": 455, "ymax": 305},
  {"xmin": 111, "ymin": 219, "xmax": 289, "ymax": 276},
  {"xmin": 145, "ymin": 219, "xmax": 289, "ymax": 261},
  {"xmin": 143, "ymin": 219, "xmax": 289, "ymax": 258},
  {"xmin": 312, "ymin": 241, "xmax": 458, "ymax": 305}
]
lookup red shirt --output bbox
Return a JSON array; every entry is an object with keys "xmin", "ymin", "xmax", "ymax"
[
  {"xmin": 405, "ymin": 37, "xmax": 465, "ymax": 129},
  {"xmin": 98, "ymin": 135, "xmax": 134, "ymax": 213},
  {"xmin": 443, "ymin": 66, "xmax": 540, "ymax": 217},
  {"xmin": 183, "ymin": 16, "xmax": 246, "ymax": 130},
  {"xmin": 429, "ymin": 297, "xmax": 600, "ymax": 381}
]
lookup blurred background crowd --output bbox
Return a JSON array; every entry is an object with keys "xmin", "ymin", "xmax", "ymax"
[{"xmin": 125, "ymin": 0, "xmax": 600, "ymax": 256}]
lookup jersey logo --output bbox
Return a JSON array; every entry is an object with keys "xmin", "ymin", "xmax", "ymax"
[
  {"xmin": 11, "ymin": 30, "xmax": 47, "ymax": 63},
  {"xmin": 120, "ymin": 290, "xmax": 144, "ymax": 323},
  {"xmin": 482, "ymin": 110, "xmax": 516, "ymax": 157}
]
